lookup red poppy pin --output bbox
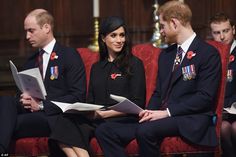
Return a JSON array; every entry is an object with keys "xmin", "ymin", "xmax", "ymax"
[
  {"xmin": 187, "ymin": 51, "xmax": 196, "ymax": 60},
  {"xmin": 229, "ymin": 55, "xmax": 235, "ymax": 63},
  {"xmin": 110, "ymin": 73, "xmax": 121, "ymax": 80},
  {"xmin": 50, "ymin": 52, "xmax": 58, "ymax": 60}
]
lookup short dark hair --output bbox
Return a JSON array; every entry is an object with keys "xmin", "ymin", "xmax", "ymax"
[{"xmin": 210, "ymin": 12, "xmax": 234, "ymax": 27}]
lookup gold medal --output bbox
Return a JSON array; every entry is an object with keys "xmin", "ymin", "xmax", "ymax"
[{"xmin": 50, "ymin": 75, "xmax": 55, "ymax": 80}]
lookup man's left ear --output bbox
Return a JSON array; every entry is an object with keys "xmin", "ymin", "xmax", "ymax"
[
  {"xmin": 43, "ymin": 23, "xmax": 51, "ymax": 33},
  {"xmin": 171, "ymin": 18, "xmax": 178, "ymax": 30},
  {"xmin": 233, "ymin": 25, "xmax": 235, "ymax": 35}
]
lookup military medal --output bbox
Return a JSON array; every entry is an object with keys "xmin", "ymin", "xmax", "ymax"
[
  {"xmin": 50, "ymin": 66, "xmax": 59, "ymax": 80},
  {"xmin": 182, "ymin": 64, "xmax": 196, "ymax": 81},
  {"xmin": 182, "ymin": 66, "xmax": 188, "ymax": 81},
  {"xmin": 50, "ymin": 75, "xmax": 55, "ymax": 80},
  {"xmin": 174, "ymin": 56, "xmax": 181, "ymax": 65},
  {"xmin": 227, "ymin": 69, "xmax": 233, "ymax": 82}
]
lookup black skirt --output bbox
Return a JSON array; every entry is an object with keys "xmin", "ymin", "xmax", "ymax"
[
  {"xmin": 222, "ymin": 113, "xmax": 236, "ymax": 123},
  {"xmin": 49, "ymin": 112, "xmax": 138, "ymax": 156},
  {"xmin": 50, "ymin": 113, "xmax": 100, "ymax": 152}
]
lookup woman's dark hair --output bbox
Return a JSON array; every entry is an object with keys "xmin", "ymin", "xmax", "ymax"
[{"xmin": 98, "ymin": 16, "xmax": 133, "ymax": 75}]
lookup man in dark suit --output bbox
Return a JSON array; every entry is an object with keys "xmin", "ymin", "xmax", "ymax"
[
  {"xmin": 0, "ymin": 9, "xmax": 86, "ymax": 153},
  {"xmin": 210, "ymin": 12, "xmax": 236, "ymax": 157},
  {"xmin": 136, "ymin": 1, "xmax": 221, "ymax": 157}
]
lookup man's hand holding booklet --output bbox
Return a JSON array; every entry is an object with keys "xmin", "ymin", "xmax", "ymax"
[
  {"xmin": 9, "ymin": 60, "xmax": 47, "ymax": 100},
  {"xmin": 51, "ymin": 94, "xmax": 143, "ymax": 114}
]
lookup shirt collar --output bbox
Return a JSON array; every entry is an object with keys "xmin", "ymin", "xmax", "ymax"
[
  {"xmin": 40, "ymin": 38, "xmax": 56, "ymax": 55},
  {"xmin": 100, "ymin": 58, "xmax": 116, "ymax": 68},
  {"xmin": 178, "ymin": 32, "xmax": 196, "ymax": 53},
  {"xmin": 101, "ymin": 59, "xmax": 110, "ymax": 68}
]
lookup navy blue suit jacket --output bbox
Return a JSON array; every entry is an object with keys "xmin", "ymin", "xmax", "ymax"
[
  {"xmin": 21, "ymin": 42, "xmax": 86, "ymax": 116},
  {"xmin": 0, "ymin": 42, "xmax": 86, "ymax": 148},
  {"xmin": 148, "ymin": 37, "xmax": 221, "ymax": 146}
]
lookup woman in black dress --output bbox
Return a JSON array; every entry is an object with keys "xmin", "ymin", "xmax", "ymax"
[{"xmin": 50, "ymin": 16, "xmax": 146, "ymax": 157}]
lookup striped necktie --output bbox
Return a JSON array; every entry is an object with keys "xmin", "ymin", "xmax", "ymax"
[
  {"xmin": 161, "ymin": 46, "xmax": 184, "ymax": 109},
  {"xmin": 173, "ymin": 46, "xmax": 183, "ymax": 71}
]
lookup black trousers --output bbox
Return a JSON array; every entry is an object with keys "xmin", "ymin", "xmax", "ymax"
[
  {"xmin": 136, "ymin": 117, "xmax": 180, "ymax": 157},
  {"xmin": 95, "ymin": 121, "xmax": 138, "ymax": 157},
  {"xmin": 0, "ymin": 96, "xmax": 16, "ymax": 153},
  {"xmin": 0, "ymin": 96, "xmax": 50, "ymax": 153}
]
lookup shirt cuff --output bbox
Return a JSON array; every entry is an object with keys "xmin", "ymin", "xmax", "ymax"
[{"xmin": 166, "ymin": 108, "xmax": 171, "ymax": 117}]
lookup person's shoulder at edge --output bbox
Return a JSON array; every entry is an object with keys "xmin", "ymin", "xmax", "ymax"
[
  {"xmin": 161, "ymin": 43, "xmax": 177, "ymax": 53},
  {"xmin": 129, "ymin": 55, "xmax": 143, "ymax": 64},
  {"xmin": 198, "ymin": 38, "xmax": 220, "ymax": 57},
  {"xmin": 54, "ymin": 42, "xmax": 78, "ymax": 56},
  {"xmin": 54, "ymin": 42, "xmax": 85, "ymax": 67}
]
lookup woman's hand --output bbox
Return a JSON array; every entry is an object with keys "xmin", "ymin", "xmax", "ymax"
[{"xmin": 139, "ymin": 110, "xmax": 169, "ymax": 123}]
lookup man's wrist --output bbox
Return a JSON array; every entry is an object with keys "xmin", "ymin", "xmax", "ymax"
[{"xmin": 38, "ymin": 101, "xmax": 44, "ymax": 110}]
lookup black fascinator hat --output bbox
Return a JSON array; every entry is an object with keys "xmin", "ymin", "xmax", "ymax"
[{"xmin": 99, "ymin": 16, "xmax": 125, "ymax": 36}]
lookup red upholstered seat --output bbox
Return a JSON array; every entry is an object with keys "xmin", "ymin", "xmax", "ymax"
[
  {"xmin": 132, "ymin": 43, "xmax": 160, "ymax": 105},
  {"xmin": 9, "ymin": 41, "xmax": 228, "ymax": 157},
  {"xmin": 123, "ymin": 43, "xmax": 160, "ymax": 156},
  {"xmin": 10, "ymin": 137, "xmax": 49, "ymax": 156},
  {"xmin": 77, "ymin": 48, "xmax": 99, "ymax": 91}
]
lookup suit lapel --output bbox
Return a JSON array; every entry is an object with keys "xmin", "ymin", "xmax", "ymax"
[
  {"xmin": 44, "ymin": 42, "xmax": 60, "ymax": 88},
  {"xmin": 231, "ymin": 46, "xmax": 236, "ymax": 56},
  {"xmin": 166, "ymin": 47, "xmax": 177, "ymax": 74},
  {"xmin": 162, "ymin": 45, "xmax": 178, "ymax": 97},
  {"xmin": 23, "ymin": 50, "xmax": 40, "ymax": 70},
  {"xmin": 228, "ymin": 47, "xmax": 236, "ymax": 69},
  {"xmin": 170, "ymin": 66, "xmax": 182, "ymax": 85}
]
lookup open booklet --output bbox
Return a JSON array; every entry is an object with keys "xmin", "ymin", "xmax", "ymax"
[
  {"xmin": 9, "ymin": 60, "xmax": 47, "ymax": 100},
  {"xmin": 224, "ymin": 102, "xmax": 236, "ymax": 115},
  {"xmin": 108, "ymin": 94, "xmax": 144, "ymax": 114},
  {"xmin": 51, "ymin": 94, "xmax": 143, "ymax": 114},
  {"xmin": 51, "ymin": 101, "xmax": 104, "ymax": 113}
]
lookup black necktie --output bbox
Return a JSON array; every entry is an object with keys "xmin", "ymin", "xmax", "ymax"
[{"xmin": 173, "ymin": 46, "xmax": 183, "ymax": 71}]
